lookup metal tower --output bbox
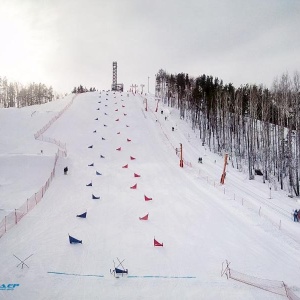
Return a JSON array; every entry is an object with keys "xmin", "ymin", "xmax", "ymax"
[
  {"xmin": 112, "ymin": 61, "xmax": 117, "ymax": 91},
  {"xmin": 111, "ymin": 61, "xmax": 123, "ymax": 92}
]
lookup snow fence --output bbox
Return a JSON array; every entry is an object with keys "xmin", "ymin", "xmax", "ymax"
[
  {"xmin": 222, "ymin": 261, "xmax": 300, "ymax": 299},
  {"xmin": 0, "ymin": 150, "xmax": 63, "ymax": 238},
  {"xmin": 0, "ymin": 94, "xmax": 77, "ymax": 239}
]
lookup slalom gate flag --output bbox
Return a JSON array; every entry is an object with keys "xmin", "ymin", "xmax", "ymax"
[
  {"xmin": 69, "ymin": 235, "xmax": 82, "ymax": 244},
  {"xmin": 115, "ymin": 268, "xmax": 128, "ymax": 274},
  {"xmin": 122, "ymin": 164, "xmax": 128, "ymax": 168},
  {"xmin": 144, "ymin": 195, "xmax": 152, "ymax": 201},
  {"xmin": 76, "ymin": 212, "xmax": 87, "ymax": 218},
  {"xmin": 116, "ymin": 147, "xmax": 121, "ymax": 151},
  {"xmin": 130, "ymin": 184, "xmax": 137, "ymax": 189},
  {"xmin": 139, "ymin": 213, "xmax": 149, "ymax": 220},
  {"xmin": 154, "ymin": 238, "xmax": 163, "ymax": 247},
  {"xmin": 134, "ymin": 173, "xmax": 141, "ymax": 177},
  {"xmin": 130, "ymin": 156, "xmax": 136, "ymax": 160}
]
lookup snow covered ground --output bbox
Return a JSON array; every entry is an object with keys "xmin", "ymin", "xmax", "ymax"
[{"xmin": 0, "ymin": 91, "xmax": 299, "ymax": 299}]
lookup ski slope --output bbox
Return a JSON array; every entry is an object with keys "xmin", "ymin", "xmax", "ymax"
[{"xmin": 0, "ymin": 91, "xmax": 299, "ymax": 299}]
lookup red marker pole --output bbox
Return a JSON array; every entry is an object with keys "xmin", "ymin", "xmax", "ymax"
[{"xmin": 179, "ymin": 143, "xmax": 183, "ymax": 168}]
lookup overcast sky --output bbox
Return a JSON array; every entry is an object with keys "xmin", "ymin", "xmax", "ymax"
[{"xmin": 0, "ymin": 0, "xmax": 299, "ymax": 94}]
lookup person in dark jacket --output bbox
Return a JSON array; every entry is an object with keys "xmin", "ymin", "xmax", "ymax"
[
  {"xmin": 64, "ymin": 166, "xmax": 68, "ymax": 175},
  {"xmin": 293, "ymin": 209, "xmax": 298, "ymax": 222}
]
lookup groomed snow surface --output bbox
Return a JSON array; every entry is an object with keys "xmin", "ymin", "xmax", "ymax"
[{"xmin": 0, "ymin": 91, "xmax": 299, "ymax": 300}]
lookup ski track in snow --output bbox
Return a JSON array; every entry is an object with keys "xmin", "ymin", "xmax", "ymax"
[{"xmin": 0, "ymin": 91, "xmax": 299, "ymax": 300}]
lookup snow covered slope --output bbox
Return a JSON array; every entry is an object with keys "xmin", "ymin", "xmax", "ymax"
[{"xmin": 0, "ymin": 91, "xmax": 299, "ymax": 299}]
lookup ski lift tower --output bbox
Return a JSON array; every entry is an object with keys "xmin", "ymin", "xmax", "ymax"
[{"xmin": 111, "ymin": 61, "xmax": 124, "ymax": 92}]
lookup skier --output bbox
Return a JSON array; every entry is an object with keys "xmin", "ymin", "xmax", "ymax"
[
  {"xmin": 198, "ymin": 157, "xmax": 202, "ymax": 163},
  {"xmin": 64, "ymin": 166, "xmax": 68, "ymax": 175},
  {"xmin": 293, "ymin": 209, "xmax": 298, "ymax": 222}
]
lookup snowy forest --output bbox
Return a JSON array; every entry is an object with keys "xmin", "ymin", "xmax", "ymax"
[
  {"xmin": 155, "ymin": 70, "xmax": 300, "ymax": 197},
  {"xmin": 0, "ymin": 76, "xmax": 99, "ymax": 109},
  {"xmin": 0, "ymin": 76, "xmax": 57, "ymax": 108},
  {"xmin": 71, "ymin": 85, "xmax": 97, "ymax": 93}
]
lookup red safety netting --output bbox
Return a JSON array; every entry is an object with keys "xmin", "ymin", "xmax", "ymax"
[
  {"xmin": 0, "ymin": 153, "xmax": 62, "ymax": 238},
  {"xmin": 222, "ymin": 261, "xmax": 300, "ymax": 300}
]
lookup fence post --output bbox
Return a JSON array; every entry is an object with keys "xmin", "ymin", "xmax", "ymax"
[
  {"xmin": 27, "ymin": 199, "xmax": 28, "ymax": 212},
  {"xmin": 15, "ymin": 209, "xmax": 17, "ymax": 224},
  {"xmin": 5, "ymin": 216, "xmax": 6, "ymax": 232},
  {"xmin": 283, "ymin": 282, "xmax": 289, "ymax": 298},
  {"xmin": 35, "ymin": 192, "xmax": 37, "ymax": 205}
]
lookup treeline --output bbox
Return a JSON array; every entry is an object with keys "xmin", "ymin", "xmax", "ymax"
[
  {"xmin": 156, "ymin": 69, "xmax": 300, "ymax": 196},
  {"xmin": 0, "ymin": 76, "xmax": 56, "ymax": 108},
  {"xmin": 72, "ymin": 85, "xmax": 96, "ymax": 93}
]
